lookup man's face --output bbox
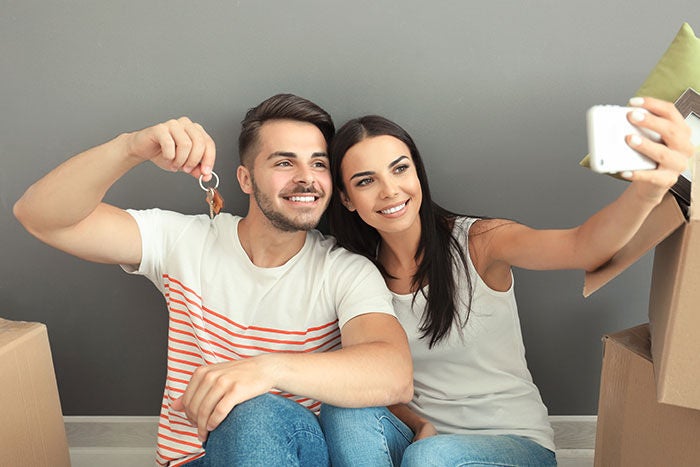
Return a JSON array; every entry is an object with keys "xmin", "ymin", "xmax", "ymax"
[{"xmin": 245, "ymin": 119, "xmax": 331, "ymax": 232}]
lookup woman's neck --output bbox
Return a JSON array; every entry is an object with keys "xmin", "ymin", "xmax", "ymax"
[{"xmin": 377, "ymin": 223, "xmax": 422, "ymax": 293}]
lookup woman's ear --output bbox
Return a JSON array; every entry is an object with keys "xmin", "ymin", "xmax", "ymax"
[{"xmin": 339, "ymin": 191, "xmax": 355, "ymax": 212}]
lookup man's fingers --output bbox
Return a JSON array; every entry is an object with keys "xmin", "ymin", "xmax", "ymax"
[
  {"xmin": 205, "ymin": 391, "xmax": 241, "ymax": 433},
  {"xmin": 151, "ymin": 123, "xmax": 176, "ymax": 163},
  {"xmin": 171, "ymin": 396, "xmax": 185, "ymax": 412},
  {"xmin": 198, "ymin": 125, "xmax": 217, "ymax": 179},
  {"xmin": 168, "ymin": 118, "xmax": 194, "ymax": 172}
]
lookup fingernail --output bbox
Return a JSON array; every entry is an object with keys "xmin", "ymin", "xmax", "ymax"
[
  {"xmin": 202, "ymin": 166, "xmax": 211, "ymax": 175},
  {"xmin": 631, "ymin": 110, "xmax": 645, "ymax": 122},
  {"xmin": 629, "ymin": 134, "xmax": 642, "ymax": 146},
  {"xmin": 183, "ymin": 166, "xmax": 192, "ymax": 174},
  {"xmin": 629, "ymin": 97, "xmax": 645, "ymax": 106},
  {"xmin": 621, "ymin": 171, "xmax": 633, "ymax": 179}
]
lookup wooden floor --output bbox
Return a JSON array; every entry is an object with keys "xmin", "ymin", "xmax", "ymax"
[{"xmin": 66, "ymin": 416, "xmax": 596, "ymax": 466}]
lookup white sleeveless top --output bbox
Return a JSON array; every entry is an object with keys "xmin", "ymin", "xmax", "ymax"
[{"xmin": 391, "ymin": 217, "xmax": 555, "ymax": 451}]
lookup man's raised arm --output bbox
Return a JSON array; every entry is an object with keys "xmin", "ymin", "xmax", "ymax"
[{"xmin": 13, "ymin": 117, "xmax": 216, "ymax": 265}]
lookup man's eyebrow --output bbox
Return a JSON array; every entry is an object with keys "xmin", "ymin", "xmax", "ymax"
[
  {"xmin": 266, "ymin": 151, "xmax": 328, "ymax": 160},
  {"xmin": 267, "ymin": 151, "xmax": 296, "ymax": 160},
  {"xmin": 350, "ymin": 155, "xmax": 409, "ymax": 180}
]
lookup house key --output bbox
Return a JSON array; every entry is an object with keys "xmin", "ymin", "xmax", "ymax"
[{"xmin": 199, "ymin": 172, "xmax": 224, "ymax": 219}]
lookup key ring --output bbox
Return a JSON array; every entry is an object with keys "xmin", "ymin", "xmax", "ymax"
[{"xmin": 199, "ymin": 171, "xmax": 219, "ymax": 192}]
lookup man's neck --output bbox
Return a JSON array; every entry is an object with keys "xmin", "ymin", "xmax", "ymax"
[{"xmin": 237, "ymin": 215, "xmax": 308, "ymax": 268}]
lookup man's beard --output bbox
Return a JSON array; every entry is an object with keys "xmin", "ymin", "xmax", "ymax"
[{"xmin": 252, "ymin": 177, "xmax": 324, "ymax": 232}]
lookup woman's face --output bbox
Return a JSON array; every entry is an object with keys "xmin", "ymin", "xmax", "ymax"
[{"xmin": 340, "ymin": 135, "xmax": 423, "ymax": 236}]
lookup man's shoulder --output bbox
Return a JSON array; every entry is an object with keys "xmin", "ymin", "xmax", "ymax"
[
  {"xmin": 306, "ymin": 230, "xmax": 358, "ymax": 257},
  {"xmin": 128, "ymin": 208, "xmax": 240, "ymax": 228},
  {"xmin": 305, "ymin": 230, "xmax": 377, "ymax": 271}
]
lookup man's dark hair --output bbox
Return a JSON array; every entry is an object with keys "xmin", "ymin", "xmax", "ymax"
[{"xmin": 238, "ymin": 93, "xmax": 335, "ymax": 167}]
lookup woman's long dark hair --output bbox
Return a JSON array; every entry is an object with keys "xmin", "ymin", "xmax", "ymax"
[{"xmin": 329, "ymin": 116, "xmax": 473, "ymax": 348}]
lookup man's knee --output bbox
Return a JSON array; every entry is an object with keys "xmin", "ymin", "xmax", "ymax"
[
  {"xmin": 204, "ymin": 393, "xmax": 328, "ymax": 465},
  {"xmin": 216, "ymin": 393, "xmax": 313, "ymax": 437}
]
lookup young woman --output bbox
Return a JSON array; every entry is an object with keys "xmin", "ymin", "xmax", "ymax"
[{"xmin": 320, "ymin": 97, "xmax": 692, "ymax": 466}]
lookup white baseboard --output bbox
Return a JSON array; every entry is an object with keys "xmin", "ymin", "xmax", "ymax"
[
  {"xmin": 65, "ymin": 415, "xmax": 597, "ymax": 450},
  {"xmin": 549, "ymin": 415, "xmax": 597, "ymax": 450}
]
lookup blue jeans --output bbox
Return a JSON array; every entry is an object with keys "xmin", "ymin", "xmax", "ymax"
[
  {"xmin": 402, "ymin": 434, "xmax": 557, "ymax": 467},
  {"xmin": 320, "ymin": 405, "xmax": 414, "ymax": 466},
  {"xmin": 320, "ymin": 405, "xmax": 556, "ymax": 467},
  {"xmin": 184, "ymin": 393, "xmax": 329, "ymax": 466}
]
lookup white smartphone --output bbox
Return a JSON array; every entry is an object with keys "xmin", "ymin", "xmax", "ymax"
[{"xmin": 587, "ymin": 105, "xmax": 661, "ymax": 174}]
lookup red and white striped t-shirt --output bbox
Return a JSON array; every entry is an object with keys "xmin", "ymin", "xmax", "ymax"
[{"xmin": 122, "ymin": 209, "xmax": 394, "ymax": 466}]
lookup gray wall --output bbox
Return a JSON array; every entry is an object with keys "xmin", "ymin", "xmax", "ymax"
[{"xmin": 2, "ymin": 1, "xmax": 697, "ymax": 416}]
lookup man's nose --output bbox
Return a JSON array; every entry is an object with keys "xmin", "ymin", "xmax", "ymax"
[{"xmin": 293, "ymin": 166, "xmax": 314, "ymax": 185}]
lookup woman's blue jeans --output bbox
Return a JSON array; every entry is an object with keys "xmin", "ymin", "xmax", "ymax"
[
  {"xmin": 320, "ymin": 405, "xmax": 557, "ymax": 467},
  {"xmin": 319, "ymin": 404, "xmax": 414, "ymax": 466}
]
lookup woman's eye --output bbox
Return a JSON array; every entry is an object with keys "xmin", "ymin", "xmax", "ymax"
[
  {"xmin": 394, "ymin": 164, "xmax": 409, "ymax": 174},
  {"xmin": 356, "ymin": 178, "xmax": 373, "ymax": 187}
]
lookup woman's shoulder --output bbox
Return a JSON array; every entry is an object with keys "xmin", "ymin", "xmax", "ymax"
[
  {"xmin": 468, "ymin": 217, "xmax": 518, "ymax": 236},
  {"xmin": 451, "ymin": 216, "xmax": 518, "ymax": 239}
]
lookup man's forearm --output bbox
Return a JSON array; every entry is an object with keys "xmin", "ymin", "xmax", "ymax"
[{"xmin": 265, "ymin": 340, "xmax": 413, "ymax": 407}]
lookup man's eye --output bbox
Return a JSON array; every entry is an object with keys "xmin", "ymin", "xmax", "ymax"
[
  {"xmin": 276, "ymin": 161, "xmax": 292, "ymax": 167},
  {"xmin": 313, "ymin": 161, "xmax": 328, "ymax": 169}
]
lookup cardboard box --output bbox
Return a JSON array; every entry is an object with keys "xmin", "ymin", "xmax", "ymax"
[
  {"xmin": 594, "ymin": 324, "xmax": 700, "ymax": 467},
  {"xmin": 583, "ymin": 150, "xmax": 700, "ymax": 410},
  {"xmin": 0, "ymin": 318, "xmax": 71, "ymax": 467}
]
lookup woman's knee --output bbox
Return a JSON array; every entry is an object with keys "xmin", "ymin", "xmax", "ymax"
[
  {"xmin": 402, "ymin": 435, "xmax": 473, "ymax": 467},
  {"xmin": 319, "ymin": 404, "xmax": 393, "ymax": 435}
]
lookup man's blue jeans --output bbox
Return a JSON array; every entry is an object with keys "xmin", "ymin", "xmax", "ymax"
[
  {"xmin": 183, "ymin": 394, "xmax": 411, "ymax": 466},
  {"xmin": 184, "ymin": 393, "xmax": 330, "ymax": 466}
]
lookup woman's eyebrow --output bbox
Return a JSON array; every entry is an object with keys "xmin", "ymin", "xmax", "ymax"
[
  {"xmin": 350, "ymin": 170, "xmax": 375, "ymax": 181},
  {"xmin": 388, "ymin": 155, "xmax": 409, "ymax": 168},
  {"xmin": 350, "ymin": 155, "xmax": 409, "ymax": 180}
]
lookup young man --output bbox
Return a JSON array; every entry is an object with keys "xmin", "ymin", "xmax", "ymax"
[{"xmin": 14, "ymin": 94, "xmax": 413, "ymax": 466}]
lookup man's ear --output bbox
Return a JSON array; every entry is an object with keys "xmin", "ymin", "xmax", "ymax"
[
  {"xmin": 237, "ymin": 165, "xmax": 253, "ymax": 195},
  {"xmin": 339, "ymin": 190, "xmax": 355, "ymax": 212}
]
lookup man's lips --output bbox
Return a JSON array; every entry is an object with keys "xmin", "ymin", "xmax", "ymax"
[{"xmin": 286, "ymin": 195, "xmax": 318, "ymax": 203}]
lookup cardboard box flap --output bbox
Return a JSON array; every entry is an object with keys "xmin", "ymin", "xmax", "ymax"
[
  {"xmin": 690, "ymin": 152, "xmax": 698, "ymax": 220},
  {"xmin": 584, "ymin": 193, "xmax": 685, "ymax": 297},
  {"xmin": 604, "ymin": 323, "xmax": 652, "ymax": 361},
  {"xmin": 0, "ymin": 318, "xmax": 45, "ymax": 350}
]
